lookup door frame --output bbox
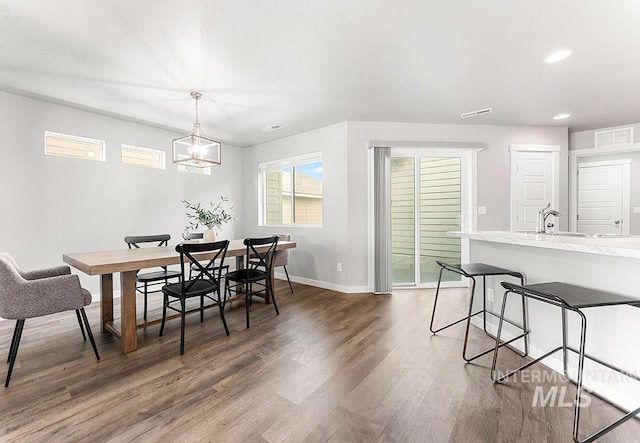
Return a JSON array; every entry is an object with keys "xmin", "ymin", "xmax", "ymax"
[
  {"xmin": 367, "ymin": 140, "xmax": 482, "ymax": 292},
  {"xmin": 390, "ymin": 147, "xmax": 475, "ymax": 289},
  {"xmin": 509, "ymin": 144, "xmax": 561, "ymax": 231},
  {"xmin": 569, "ymin": 142, "xmax": 640, "ymax": 232},
  {"xmin": 576, "ymin": 159, "xmax": 631, "ymax": 234}
]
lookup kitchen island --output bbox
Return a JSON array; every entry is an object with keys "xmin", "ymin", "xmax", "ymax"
[{"xmin": 450, "ymin": 230, "xmax": 640, "ymax": 413}]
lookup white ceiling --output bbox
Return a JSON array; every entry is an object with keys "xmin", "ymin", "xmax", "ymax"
[{"xmin": 1, "ymin": 1, "xmax": 639, "ymax": 147}]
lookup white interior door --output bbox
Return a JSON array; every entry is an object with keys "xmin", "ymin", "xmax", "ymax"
[
  {"xmin": 577, "ymin": 161, "xmax": 629, "ymax": 234},
  {"xmin": 511, "ymin": 151, "xmax": 558, "ymax": 231}
]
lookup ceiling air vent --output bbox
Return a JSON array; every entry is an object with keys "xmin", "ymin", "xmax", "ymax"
[
  {"xmin": 261, "ymin": 124, "xmax": 282, "ymax": 133},
  {"xmin": 460, "ymin": 107, "xmax": 493, "ymax": 119},
  {"xmin": 595, "ymin": 127, "xmax": 634, "ymax": 147}
]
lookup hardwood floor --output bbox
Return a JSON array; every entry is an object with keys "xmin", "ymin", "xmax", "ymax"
[{"xmin": 0, "ymin": 282, "xmax": 639, "ymax": 442}]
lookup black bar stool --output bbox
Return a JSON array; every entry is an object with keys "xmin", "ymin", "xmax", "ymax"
[
  {"xmin": 492, "ymin": 281, "xmax": 640, "ymax": 443},
  {"xmin": 430, "ymin": 261, "xmax": 528, "ymax": 363}
]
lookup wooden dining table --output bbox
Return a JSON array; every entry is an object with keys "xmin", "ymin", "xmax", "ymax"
[{"xmin": 63, "ymin": 239, "xmax": 296, "ymax": 353}]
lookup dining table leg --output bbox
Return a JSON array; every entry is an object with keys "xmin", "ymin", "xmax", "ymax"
[
  {"xmin": 120, "ymin": 270, "xmax": 138, "ymax": 353},
  {"xmin": 100, "ymin": 273, "xmax": 113, "ymax": 333}
]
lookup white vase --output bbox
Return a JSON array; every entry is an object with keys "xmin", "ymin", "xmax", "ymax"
[{"xmin": 203, "ymin": 227, "xmax": 217, "ymax": 242}]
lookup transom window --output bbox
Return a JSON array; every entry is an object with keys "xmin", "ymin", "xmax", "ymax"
[
  {"xmin": 121, "ymin": 144, "xmax": 166, "ymax": 169},
  {"xmin": 259, "ymin": 153, "xmax": 323, "ymax": 226},
  {"xmin": 177, "ymin": 164, "xmax": 211, "ymax": 176},
  {"xmin": 44, "ymin": 131, "xmax": 105, "ymax": 161}
]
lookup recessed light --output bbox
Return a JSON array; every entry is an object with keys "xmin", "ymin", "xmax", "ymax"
[
  {"xmin": 553, "ymin": 113, "xmax": 571, "ymax": 120},
  {"xmin": 261, "ymin": 124, "xmax": 282, "ymax": 132},
  {"xmin": 545, "ymin": 49, "xmax": 572, "ymax": 63}
]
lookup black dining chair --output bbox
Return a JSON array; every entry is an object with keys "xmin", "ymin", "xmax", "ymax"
[
  {"xmin": 182, "ymin": 232, "xmax": 230, "ymax": 279},
  {"xmin": 225, "ymin": 236, "xmax": 279, "ymax": 328},
  {"xmin": 124, "ymin": 234, "xmax": 181, "ymax": 321},
  {"xmin": 159, "ymin": 240, "xmax": 230, "ymax": 355},
  {"xmin": 249, "ymin": 233, "xmax": 293, "ymax": 294}
]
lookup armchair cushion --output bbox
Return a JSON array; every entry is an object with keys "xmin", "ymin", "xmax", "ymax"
[{"xmin": 0, "ymin": 255, "xmax": 89, "ymax": 320}]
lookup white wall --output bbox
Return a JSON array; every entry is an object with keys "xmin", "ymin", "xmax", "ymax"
[
  {"xmin": 242, "ymin": 120, "xmax": 567, "ymax": 292},
  {"xmin": 570, "ymin": 122, "xmax": 640, "ymax": 149},
  {"xmin": 0, "ymin": 91, "xmax": 244, "ymax": 293},
  {"xmin": 570, "ymin": 122, "xmax": 640, "ymax": 236},
  {"xmin": 346, "ymin": 121, "xmax": 569, "ymax": 289},
  {"xmin": 242, "ymin": 122, "xmax": 350, "ymax": 292}
]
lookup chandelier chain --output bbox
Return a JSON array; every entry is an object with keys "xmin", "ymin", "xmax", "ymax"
[{"xmin": 195, "ymin": 95, "xmax": 199, "ymax": 125}]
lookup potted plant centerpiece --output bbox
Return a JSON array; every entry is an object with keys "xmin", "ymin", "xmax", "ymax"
[{"xmin": 182, "ymin": 196, "xmax": 233, "ymax": 242}]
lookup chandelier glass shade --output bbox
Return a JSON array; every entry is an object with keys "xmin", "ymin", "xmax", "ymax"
[{"xmin": 172, "ymin": 91, "xmax": 221, "ymax": 167}]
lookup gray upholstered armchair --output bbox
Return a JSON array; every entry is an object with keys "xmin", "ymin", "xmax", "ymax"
[{"xmin": 0, "ymin": 252, "xmax": 100, "ymax": 387}]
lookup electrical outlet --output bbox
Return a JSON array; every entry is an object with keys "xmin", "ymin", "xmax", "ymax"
[
  {"xmin": 337, "ymin": 263, "xmax": 342, "ymax": 272},
  {"xmin": 487, "ymin": 288, "xmax": 495, "ymax": 303},
  {"xmin": 478, "ymin": 206, "xmax": 487, "ymax": 215},
  {"xmin": 634, "ymin": 207, "xmax": 640, "ymax": 214}
]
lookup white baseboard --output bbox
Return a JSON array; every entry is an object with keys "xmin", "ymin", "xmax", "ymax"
[
  {"xmin": 92, "ymin": 275, "xmax": 370, "ymax": 303},
  {"xmin": 274, "ymin": 272, "xmax": 370, "ymax": 294},
  {"xmin": 471, "ymin": 317, "xmax": 640, "ymax": 414}
]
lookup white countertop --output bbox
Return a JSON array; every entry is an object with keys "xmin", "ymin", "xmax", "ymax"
[{"xmin": 449, "ymin": 231, "xmax": 640, "ymax": 259}]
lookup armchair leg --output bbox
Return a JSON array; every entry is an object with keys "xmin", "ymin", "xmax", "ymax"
[
  {"xmin": 7, "ymin": 321, "xmax": 21, "ymax": 364},
  {"xmin": 5, "ymin": 319, "xmax": 25, "ymax": 388},
  {"xmin": 283, "ymin": 265, "xmax": 293, "ymax": 293},
  {"xmin": 75, "ymin": 310, "xmax": 87, "ymax": 341},
  {"xmin": 79, "ymin": 309, "xmax": 100, "ymax": 361}
]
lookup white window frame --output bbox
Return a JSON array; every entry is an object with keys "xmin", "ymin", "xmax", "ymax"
[
  {"xmin": 258, "ymin": 152, "xmax": 323, "ymax": 227},
  {"xmin": 121, "ymin": 144, "xmax": 166, "ymax": 170},
  {"xmin": 44, "ymin": 131, "xmax": 106, "ymax": 161}
]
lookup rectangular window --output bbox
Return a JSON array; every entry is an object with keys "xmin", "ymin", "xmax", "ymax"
[
  {"xmin": 121, "ymin": 144, "xmax": 166, "ymax": 169},
  {"xmin": 44, "ymin": 131, "xmax": 105, "ymax": 161},
  {"xmin": 177, "ymin": 164, "xmax": 211, "ymax": 176},
  {"xmin": 260, "ymin": 153, "xmax": 323, "ymax": 226}
]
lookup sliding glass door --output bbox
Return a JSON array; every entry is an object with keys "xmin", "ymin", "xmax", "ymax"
[{"xmin": 391, "ymin": 152, "xmax": 467, "ymax": 287}]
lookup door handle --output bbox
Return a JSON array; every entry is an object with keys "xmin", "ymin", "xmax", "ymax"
[{"xmin": 614, "ymin": 220, "xmax": 621, "ymax": 225}]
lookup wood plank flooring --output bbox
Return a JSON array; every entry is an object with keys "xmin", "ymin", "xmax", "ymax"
[{"xmin": 0, "ymin": 282, "xmax": 639, "ymax": 442}]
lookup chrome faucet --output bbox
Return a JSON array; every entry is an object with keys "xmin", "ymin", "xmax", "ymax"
[{"xmin": 536, "ymin": 203, "xmax": 561, "ymax": 233}]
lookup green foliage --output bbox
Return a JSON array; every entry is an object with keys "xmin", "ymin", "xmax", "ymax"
[{"xmin": 182, "ymin": 196, "xmax": 234, "ymax": 230}]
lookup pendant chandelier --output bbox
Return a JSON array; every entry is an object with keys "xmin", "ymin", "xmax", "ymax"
[{"xmin": 172, "ymin": 91, "xmax": 221, "ymax": 167}]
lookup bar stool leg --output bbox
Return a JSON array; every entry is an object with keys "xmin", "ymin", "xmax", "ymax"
[
  {"xmin": 562, "ymin": 307, "xmax": 569, "ymax": 379},
  {"xmin": 519, "ymin": 275, "xmax": 529, "ymax": 357},
  {"xmin": 482, "ymin": 275, "xmax": 488, "ymax": 334},
  {"xmin": 462, "ymin": 277, "xmax": 478, "ymax": 361},
  {"xmin": 491, "ymin": 290, "xmax": 510, "ymax": 382},
  {"xmin": 429, "ymin": 267, "xmax": 446, "ymax": 334},
  {"xmin": 572, "ymin": 311, "xmax": 588, "ymax": 442}
]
